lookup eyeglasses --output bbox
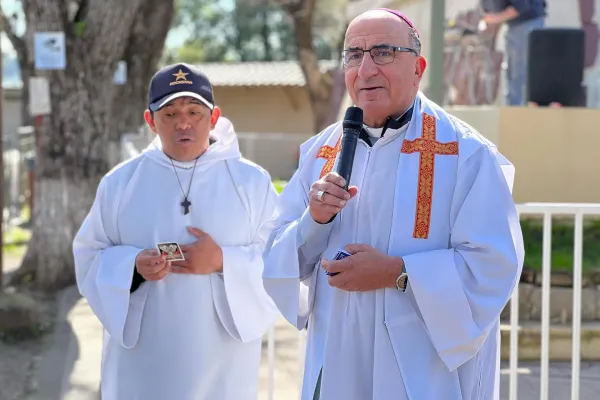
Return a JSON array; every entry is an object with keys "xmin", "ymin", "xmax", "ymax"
[{"xmin": 342, "ymin": 45, "xmax": 418, "ymax": 67}]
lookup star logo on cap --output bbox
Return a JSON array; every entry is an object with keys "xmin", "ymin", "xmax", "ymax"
[{"xmin": 172, "ymin": 69, "xmax": 189, "ymax": 81}]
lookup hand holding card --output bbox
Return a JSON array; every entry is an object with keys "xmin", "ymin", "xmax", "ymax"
[
  {"xmin": 135, "ymin": 248, "xmax": 171, "ymax": 281},
  {"xmin": 324, "ymin": 248, "xmax": 351, "ymax": 276},
  {"xmin": 169, "ymin": 227, "xmax": 224, "ymax": 275}
]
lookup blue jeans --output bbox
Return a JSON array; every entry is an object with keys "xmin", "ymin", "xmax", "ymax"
[{"xmin": 505, "ymin": 17, "xmax": 545, "ymax": 105}]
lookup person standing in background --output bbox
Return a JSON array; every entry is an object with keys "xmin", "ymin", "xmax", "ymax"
[{"xmin": 481, "ymin": 0, "xmax": 546, "ymax": 105}]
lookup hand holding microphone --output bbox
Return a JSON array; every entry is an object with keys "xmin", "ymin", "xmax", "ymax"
[
  {"xmin": 308, "ymin": 106, "xmax": 362, "ymax": 224},
  {"xmin": 309, "ymin": 173, "xmax": 357, "ymax": 223}
]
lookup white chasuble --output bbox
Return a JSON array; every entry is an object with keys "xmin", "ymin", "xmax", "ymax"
[
  {"xmin": 262, "ymin": 92, "xmax": 524, "ymax": 400},
  {"xmin": 73, "ymin": 117, "xmax": 279, "ymax": 400}
]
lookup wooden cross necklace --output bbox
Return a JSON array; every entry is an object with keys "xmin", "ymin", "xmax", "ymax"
[{"xmin": 169, "ymin": 156, "xmax": 199, "ymax": 215}]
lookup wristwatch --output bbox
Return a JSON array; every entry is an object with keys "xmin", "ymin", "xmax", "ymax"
[{"xmin": 395, "ymin": 262, "xmax": 408, "ymax": 292}]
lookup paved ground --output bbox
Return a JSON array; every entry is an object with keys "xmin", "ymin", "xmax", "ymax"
[
  {"xmin": 499, "ymin": 362, "xmax": 600, "ymax": 400},
  {"xmin": 29, "ymin": 289, "xmax": 600, "ymax": 400},
  {"xmin": 0, "ymin": 254, "xmax": 48, "ymax": 400}
]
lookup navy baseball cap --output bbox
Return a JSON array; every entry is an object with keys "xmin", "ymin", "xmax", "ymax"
[{"xmin": 148, "ymin": 62, "xmax": 215, "ymax": 112}]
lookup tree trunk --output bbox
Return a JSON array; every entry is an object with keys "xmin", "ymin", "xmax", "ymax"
[
  {"xmin": 108, "ymin": 0, "xmax": 175, "ymax": 167},
  {"xmin": 262, "ymin": 3, "xmax": 272, "ymax": 61},
  {"xmin": 323, "ymin": 23, "xmax": 350, "ymax": 127},
  {"xmin": 234, "ymin": 3, "xmax": 246, "ymax": 62},
  {"xmin": 14, "ymin": 0, "xmax": 172, "ymax": 292},
  {"xmin": 288, "ymin": 0, "xmax": 334, "ymax": 133}
]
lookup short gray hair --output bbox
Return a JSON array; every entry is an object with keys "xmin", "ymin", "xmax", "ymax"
[{"xmin": 409, "ymin": 27, "xmax": 421, "ymax": 56}]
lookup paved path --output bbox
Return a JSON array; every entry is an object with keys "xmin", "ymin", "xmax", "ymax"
[
  {"xmin": 499, "ymin": 362, "xmax": 600, "ymax": 400},
  {"xmin": 30, "ymin": 287, "xmax": 600, "ymax": 399}
]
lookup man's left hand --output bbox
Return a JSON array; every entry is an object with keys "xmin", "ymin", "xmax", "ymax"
[
  {"xmin": 171, "ymin": 227, "xmax": 223, "ymax": 275},
  {"xmin": 321, "ymin": 244, "xmax": 403, "ymax": 292}
]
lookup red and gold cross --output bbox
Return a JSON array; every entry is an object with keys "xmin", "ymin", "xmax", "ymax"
[
  {"xmin": 316, "ymin": 137, "xmax": 341, "ymax": 178},
  {"xmin": 401, "ymin": 114, "xmax": 458, "ymax": 239}
]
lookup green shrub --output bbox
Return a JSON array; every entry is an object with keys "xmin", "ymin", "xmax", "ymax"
[
  {"xmin": 2, "ymin": 226, "xmax": 31, "ymax": 255},
  {"xmin": 521, "ymin": 217, "xmax": 600, "ymax": 272},
  {"xmin": 272, "ymin": 180, "xmax": 287, "ymax": 194}
]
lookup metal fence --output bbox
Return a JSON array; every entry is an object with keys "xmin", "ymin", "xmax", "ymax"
[
  {"xmin": 263, "ymin": 202, "xmax": 596, "ymax": 400},
  {"xmin": 2, "ymin": 126, "xmax": 35, "ymax": 226},
  {"xmin": 506, "ymin": 203, "xmax": 600, "ymax": 400}
]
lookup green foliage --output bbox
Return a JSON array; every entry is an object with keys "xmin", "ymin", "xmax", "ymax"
[
  {"xmin": 272, "ymin": 180, "xmax": 286, "ymax": 194},
  {"xmin": 169, "ymin": 0, "xmax": 347, "ymax": 63},
  {"xmin": 169, "ymin": 0, "xmax": 236, "ymax": 62},
  {"xmin": 173, "ymin": 43, "xmax": 206, "ymax": 64},
  {"xmin": 520, "ymin": 217, "xmax": 600, "ymax": 272},
  {"xmin": 170, "ymin": 0, "xmax": 293, "ymax": 62},
  {"xmin": 311, "ymin": 0, "xmax": 349, "ymax": 59},
  {"xmin": 74, "ymin": 21, "xmax": 87, "ymax": 37},
  {"xmin": 2, "ymin": 226, "xmax": 30, "ymax": 255},
  {"xmin": 269, "ymin": 181, "xmax": 600, "ymax": 271}
]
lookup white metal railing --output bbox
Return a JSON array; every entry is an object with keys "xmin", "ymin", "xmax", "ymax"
[
  {"xmin": 509, "ymin": 203, "xmax": 600, "ymax": 400},
  {"xmin": 267, "ymin": 325, "xmax": 276, "ymax": 400},
  {"xmin": 265, "ymin": 202, "xmax": 600, "ymax": 400}
]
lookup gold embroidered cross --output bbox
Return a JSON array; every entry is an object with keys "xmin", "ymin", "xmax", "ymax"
[{"xmin": 401, "ymin": 114, "xmax": 458, "ymax": 239}]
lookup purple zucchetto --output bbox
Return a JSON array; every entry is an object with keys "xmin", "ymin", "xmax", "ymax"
[{"xmin": 376, "ymin": 8, "xmax": 419, "ymax": 37}]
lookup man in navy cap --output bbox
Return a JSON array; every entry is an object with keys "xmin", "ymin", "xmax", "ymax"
[{"xmin": 73, "ymin": 62, "xmax": 279, "ymax": 399}]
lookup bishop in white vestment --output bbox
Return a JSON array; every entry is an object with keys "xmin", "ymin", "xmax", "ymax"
[
  {"xmin": 73, "ymin": 63, "xmax": 279, "ymax": 399},
  {"xmin": 262, "ymin": 10, "xmax": 524, "ymax": 400}
]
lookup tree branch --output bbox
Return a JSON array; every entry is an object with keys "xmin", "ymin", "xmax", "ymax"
[
  {"xmin": 0, "ymin": 6, "xmax": 27, "ymax": 61},
  {"xmin": 78, "ymin": 0, "xmax": 145, "ymax": 65},
  {"xmin": 110, "ymin": 0, "xmax": 175, "ymax": 141}
]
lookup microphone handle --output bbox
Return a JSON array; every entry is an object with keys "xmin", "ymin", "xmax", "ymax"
[{"xmin": 336, "ymin": 129, "xmax": 360, "ymax": 191}]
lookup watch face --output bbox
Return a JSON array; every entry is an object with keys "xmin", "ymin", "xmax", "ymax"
[{"xmin": 397, "ymin": 274, "xmax": 408, "ymax": 291}]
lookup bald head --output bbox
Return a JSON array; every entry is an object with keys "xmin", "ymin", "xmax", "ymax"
[
  {"xmin": 342, "ymin": 8, "xmax": 426, "ymax": 128},
  {"xmin": 346, "ymin": 9, "xmax": 421, "ymax": 56}
]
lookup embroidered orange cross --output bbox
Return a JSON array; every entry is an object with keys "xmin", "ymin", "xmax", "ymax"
[
  {"xmin": 401, "ymin": 114, "xmax": 458, "ymax": 239},
  {"xmin": 316, "ymin": 137, "xmax": 341, "ymax": 178}
]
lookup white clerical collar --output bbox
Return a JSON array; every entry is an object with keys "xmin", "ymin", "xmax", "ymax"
[
  {"xmin": 362, "ymin": 104, "xmax": 414, "ymax": 144},
  {"xmin": 363, "ymin": 123, "xmax": 408, "ymax": 145}
]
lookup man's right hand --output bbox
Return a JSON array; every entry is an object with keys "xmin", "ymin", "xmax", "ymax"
[
  {"xmin": 308, "ymin": 172, "xmax": 358, "ymax": 224},
  {"xmin": 135, "ymin": 249, "xmax": 170, "ymax": 281}
]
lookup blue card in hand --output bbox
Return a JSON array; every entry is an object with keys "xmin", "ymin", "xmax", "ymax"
[{"xmin": 325, "ymin": 248, "xmax": 351, "ymax": 276}]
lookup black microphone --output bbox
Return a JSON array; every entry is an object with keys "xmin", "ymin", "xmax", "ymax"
[
  {"xmin": 336, "ymin": 106, "xmax": 363, "ymax": 190},
  {"xmin": 324, "ymin": 107, "xmax": 363, "ymax": 274}
]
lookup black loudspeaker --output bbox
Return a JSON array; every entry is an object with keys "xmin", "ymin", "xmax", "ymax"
[{"xmin": 527, "ymin": 28, "xmax": 585, "ymax": 106}]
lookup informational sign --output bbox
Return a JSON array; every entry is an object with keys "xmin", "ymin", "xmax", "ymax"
[
  {"xmin": 29, "ymin": 76, "xmax": 51, "ymax": 116},
  {"xmin": 34, "ymin": 32, "xmax": 66, "ymax": 70},
  {"xmin": 113, "ymin": 61, "xmax": 127, "ymax": 85}
]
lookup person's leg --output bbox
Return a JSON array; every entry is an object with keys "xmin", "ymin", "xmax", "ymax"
[
  {"xmin": 505, "ymin": 25, "xmax": 523, "ymax": 105},
  {"xmin": 505, "ymin": 17, "xmax": 545, "ymax": 105}
]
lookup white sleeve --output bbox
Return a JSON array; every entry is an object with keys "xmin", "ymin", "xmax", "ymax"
[
  {"xmin": 402, "ymin": 145, "xmax": 524, "ymax": 371},
  {"xmin": 262, "ymin": 140, "xmax": 333, "ymax": 329},
  {"xmin": 210, "ymin": 176, "xmax": 280, "ymax": 343},
  {"xmin": 72, "ymin": 178, "xmax": 149, "ymax": 349}
]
